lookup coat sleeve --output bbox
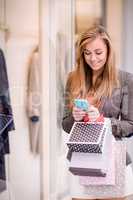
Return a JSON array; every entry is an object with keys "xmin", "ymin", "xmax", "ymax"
[
  {"xmin": 110, "ymin": 72, "xmax": 133, "ymax": 137},
  {"xmin": 62, "ymin": 81, "xmax": 74, "ymax": 133}
]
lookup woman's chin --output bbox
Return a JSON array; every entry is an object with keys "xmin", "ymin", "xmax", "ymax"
[{"xmin": 92, "ymin": 67, "xmax": 103, "ymax": 72}]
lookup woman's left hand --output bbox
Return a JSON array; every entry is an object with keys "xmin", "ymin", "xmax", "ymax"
[{"xmin": 88, "ymin": 105, "xmax": 100, "ymax": 122}]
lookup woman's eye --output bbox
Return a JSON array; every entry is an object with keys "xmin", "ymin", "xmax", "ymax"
[
  {"xmin": 84, "ymin": 51, "xmax": 91, "ymax": 55},
  {"xmin": 96, "ymin": 52, "xmax": 102, "ymax": 55},
  {"xmin": 84, "ymin": 51, "xmax": 103, "ymax": 56}
]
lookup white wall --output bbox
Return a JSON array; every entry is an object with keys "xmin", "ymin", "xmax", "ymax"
[
  {"xmin": 122, "ymin": 0, "xmax": 133, "ymax": 168},
  {"xmin": 106, "ymin": 0, "xmax": 123, "ymax": 68},
  {"xmin": 0, "ymin": 1, "xmax": 40, "ymax": 200},
  {"xmin": 122, "ymin": 0, "xmax": 133, "ymax": 73}
]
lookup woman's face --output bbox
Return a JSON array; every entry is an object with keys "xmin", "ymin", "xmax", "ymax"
[{"xmin": 83, "ymin": 37, "xmax": 108, "ymax": 73}]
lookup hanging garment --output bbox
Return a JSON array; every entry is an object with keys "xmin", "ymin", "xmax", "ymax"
[
  {"xmin": 27, "ymin": 49, "xmax": 40, "ymax": 154},
  {"xmin": 0, "ymin": 48, "xmax": 15, "ymax": 192}
]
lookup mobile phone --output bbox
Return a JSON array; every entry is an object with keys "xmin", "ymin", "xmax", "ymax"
[{"xmin": 74, "ymin": 99, "xmax": 89, "ymax": 111}]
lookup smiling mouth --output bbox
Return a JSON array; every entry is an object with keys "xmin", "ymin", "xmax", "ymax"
[
  {"xmin": 91, "ymin": 62, "xmax": 100, "ymax": 66},
  {"xmin": 91, "ymin": 60, "xmax": 103, "ymax": 66}
]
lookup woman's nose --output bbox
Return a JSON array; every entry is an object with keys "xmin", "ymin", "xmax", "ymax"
[{"xmin": 90, "ymin": 53, "xmax": 97, "ymax": 61}]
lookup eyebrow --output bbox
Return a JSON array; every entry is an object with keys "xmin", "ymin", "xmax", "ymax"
[{"xmin": 84, "ymin": 48, "xmax": 103, "ymax": 52}]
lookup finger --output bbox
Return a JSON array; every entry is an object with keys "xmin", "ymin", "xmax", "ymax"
[
  {"xmin": 88, "ymin": 106, "xmax": 99, "ymax": 115},
  {"xmin": 88, "ymin": 113, "xmax": 98, "ymax": 120},
  {"xmin": 73, "ymin": 112, "xmax": 86, "ymax": 121},
  {"xmin": 73, "ymin": 112, "xmax": 86, "ymax": 118},
  {"xmin": 74, "ymin": 115, "xmax": 83, "ymax": 121},
  {"xmin": 73, "ymin": 108, "xmax": 86, "ymax": 115},
  {"xmin": 88, "ymin": 106, "xmax": 97, "ymax": 112}
]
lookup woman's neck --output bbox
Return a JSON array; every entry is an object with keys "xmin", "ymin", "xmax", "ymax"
[{"xmin": 92, "ymin": 68, "xmax": 103, "ymax": 85}]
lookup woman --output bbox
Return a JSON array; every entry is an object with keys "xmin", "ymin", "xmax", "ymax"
[{"xmin": 62, "ymin": 25, "xmax": 133, "ymax": 200}]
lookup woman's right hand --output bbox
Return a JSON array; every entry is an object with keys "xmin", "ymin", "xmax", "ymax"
[{"xmin": 72, "ymin": 106, "xmax": 86, "ymax": 121}]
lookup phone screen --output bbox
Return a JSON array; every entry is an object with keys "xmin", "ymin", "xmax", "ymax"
[{"xmin": 74, "ymin": 99, "xmax": 89, "ymax": 111}]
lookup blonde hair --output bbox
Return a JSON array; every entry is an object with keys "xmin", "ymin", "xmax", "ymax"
[{"xmin": 66, "ymin": 25, "xmax": 119, "ymax": 105}]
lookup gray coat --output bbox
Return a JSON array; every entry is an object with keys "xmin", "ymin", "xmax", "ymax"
[{"xmin": 62, "ymin": 70, "xmax": 133, "ymax": 165}]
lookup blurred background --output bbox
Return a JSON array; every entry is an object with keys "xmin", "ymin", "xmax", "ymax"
[{"xmin": 0, "ymin": 0, "xmax": 133, "ymax": 200}]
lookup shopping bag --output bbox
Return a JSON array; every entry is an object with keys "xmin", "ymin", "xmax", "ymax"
[
  {"xmin": 80, "ymin": 141, "xmax": 126, "ymax": 198},
  {"xmin": 67, "ymin": 118, "xmax": 111, "ymax": 153},
  {"xmin": 79, "ymin": 135, "xmax": 115, "ymax": 185},
  {"xmin": 68, "ymin": 124, "xmax": 112, "ymax": 177}
]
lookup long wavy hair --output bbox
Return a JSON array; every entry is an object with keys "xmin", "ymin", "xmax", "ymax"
[{"xmin": 66, "ymin": 25, "xmax": 119, "ymax": 105}]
